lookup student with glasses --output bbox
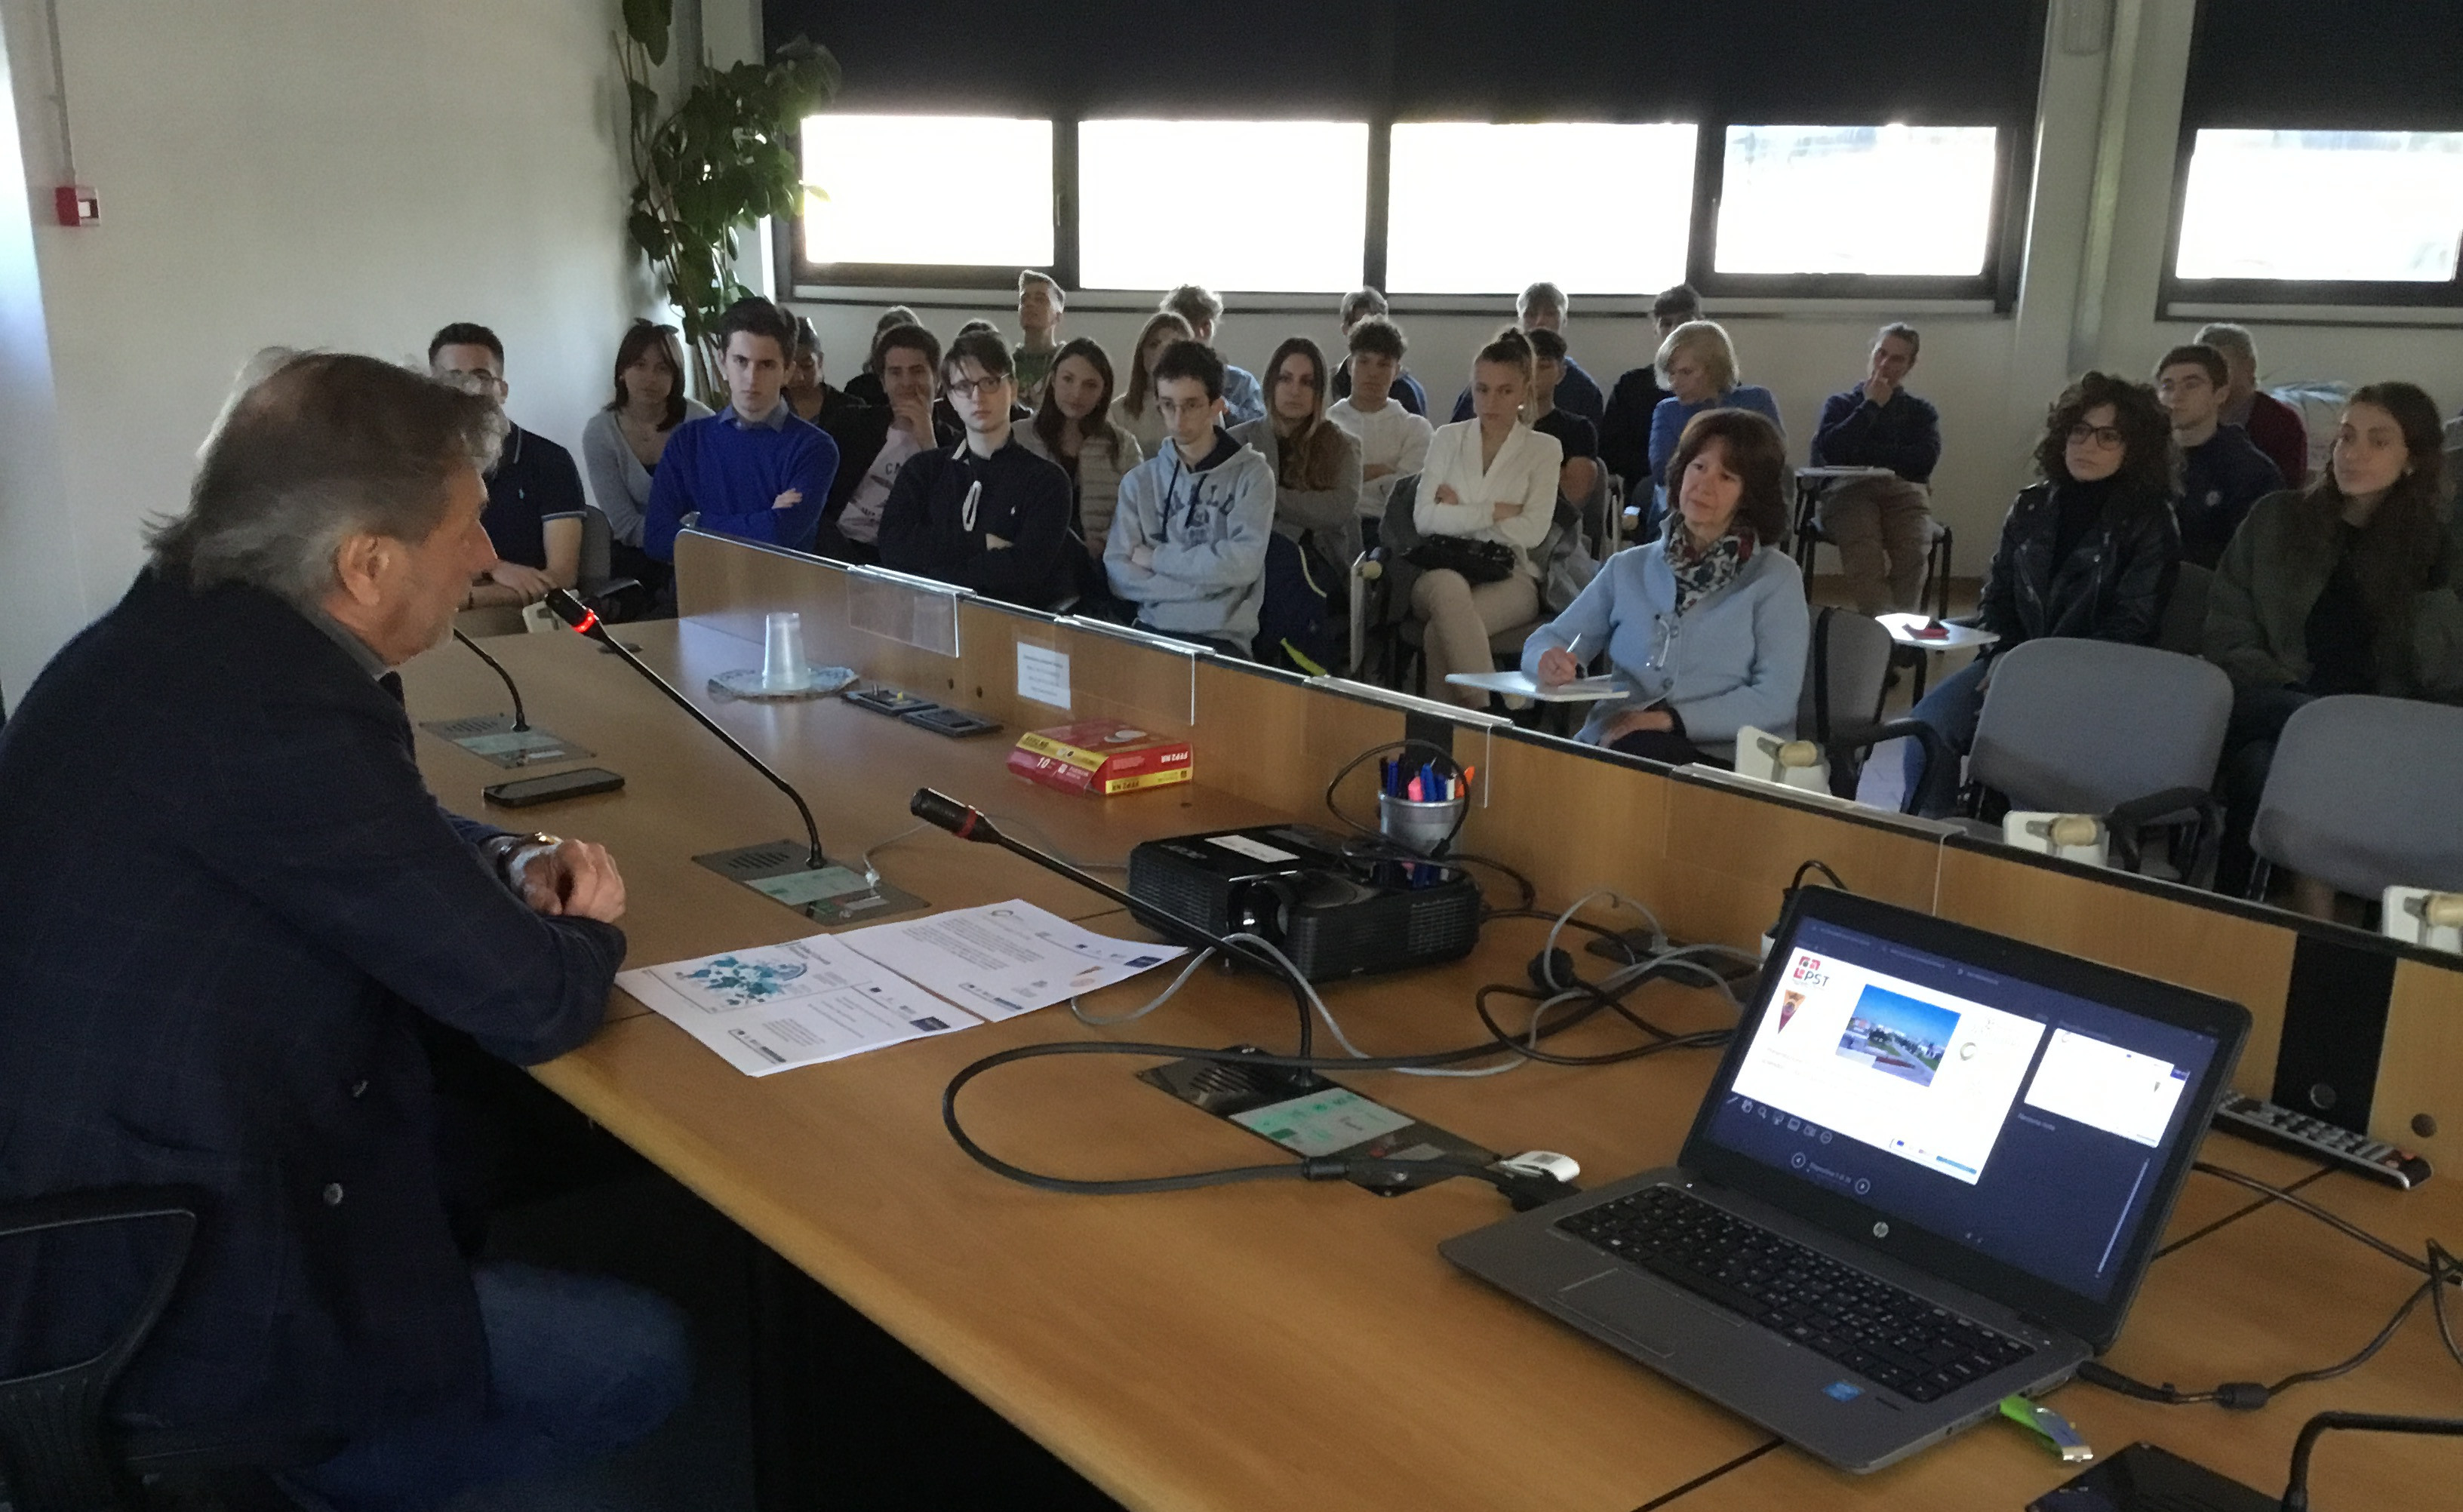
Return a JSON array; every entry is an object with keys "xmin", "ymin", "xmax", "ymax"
[{"xmin": 1902, "ymin": 371, "xmax": 2181, "ymax": 816}]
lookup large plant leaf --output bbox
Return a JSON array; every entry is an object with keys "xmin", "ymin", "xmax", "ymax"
[
  {"xmin": 626, "ymin": 79, "xmax": 660, "ymax": 137},
  {"xmin": 622, "ymin": 0, "xmax": 671, "ymax": 66}
]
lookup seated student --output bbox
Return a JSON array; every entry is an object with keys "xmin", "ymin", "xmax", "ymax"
[
  {"xmin": 1018, "ymin": 336, "xmax": 1143, "ymax": 559},
  {"xmin": 1525, "ymin": 327, "xmax": 1601, "ymax": 506},
  {"xmin": 1232, "ymin": 336, "xmax": 1365, "ymax": 572},
  {"xmin": 428, "ymin": 324, "xmax": 583, "ymax": 610},
  {"xmin": 1810, "ymin": 322, "xmax": 1943, "ymax": 616},
  {"xmin": 2196, "ymin": 322, "xmax": 2310, "ymax": 488},
  {"xmin": 1161, "ymin": 284, "xmax": 1266, "ymax": 425},
  {"xmin": 1524, "ymin": 408, "xmax": 1809, "ymax": 766},
  {"xmin": 1013, "ymin": 270, "xmax": 1064, "ymax": 403},
  {"xmin": 1104, "ymin": 340, "xmax": 1276, "ymax": 657},
  {"xmin": 1903, "ymin": 372, "xmax": 2180, "ymax": 816},
  {"xmin": 1600, "ymin": 283, "xmax": 1700, "ymax": 490},
  {"xmin": 1450, "ymin": 282, "xmax": 1604, "ymax": 425},
  {"xmin": 2155, "ymin": 342, "xmax": 2283, "ymax": 569},
  {"xmin": 581, "ymin": 318, "xmax": 713, "ymax": 598},
  {"xmin": 1327, "ymin": 316, "xmax": 1434, "ymax": 552},
  {"xmin": 642, "ymin": 297, "xmax": 836, "ymax": 562},
  {"xmin": 1648, "ymin": 321, "xmax": 1783, "ymax": 525},
  {"xmin": 813, "ymin": 322, "xmax": 957, "ymax": 564},
  {"xmin": 875, "ymin": 330, "xmax": 1076, "ymax": 609},
  {"xmin": 1116, "ymin": 310, "xmax": 1195, "ymax": 459},
  {"xmin": 843, "ymin": 304, "xmax": 920, "ymax": 407},
  {"xmin": 1413, "ymin": 329, "xmax": 1563, "ymax": 709},
  {"xmin": 2206, "ymin": 383, "xmax": 2463, "ymax": 906},
  {"xmin": 1329, "ymin": 286, "xmax": 1428, "ymax": 416},
  {"xmin": 785, "ymin": 316, "xmax": 863, "ymax": 432}
]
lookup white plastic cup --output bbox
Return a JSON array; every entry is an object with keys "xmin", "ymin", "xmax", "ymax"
[{"xmin": 760, "ymin": 611, "xmax": 813, "ymax": 693}]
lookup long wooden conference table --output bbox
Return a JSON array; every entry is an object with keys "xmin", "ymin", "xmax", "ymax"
[{"xmin": 401, "ymin": 530, "xmax": 2463, "ymax": 1510}]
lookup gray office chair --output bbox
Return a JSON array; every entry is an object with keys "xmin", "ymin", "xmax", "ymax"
[
  {"xmin": 577, "ymin": 506, "xmax": 647, "ymax": 622},
  {"xmin": 2157, "ymin": 561, "xmax": 2213, "ymax": 656},
  {"xmin": 1963, "ymin": 638, "xmax": 2234, "ymax": 883},
  {"xmin": 1797, "ymin": 607, "xmax": 1948, "ymax": 811},
  {"xmin": 2252, "ymin": 695, "xmax": 2463, "ymax": 899}
]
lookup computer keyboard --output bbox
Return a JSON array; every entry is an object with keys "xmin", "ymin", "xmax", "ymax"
[{"xmin": 1555, "ymin": 1185, "xmax": 2036, "ymax": 1403}]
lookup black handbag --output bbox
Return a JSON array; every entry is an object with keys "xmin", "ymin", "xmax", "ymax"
[{"xmin": 1406, "ymin": 533, "xmax": 1517, "ymax": 585}]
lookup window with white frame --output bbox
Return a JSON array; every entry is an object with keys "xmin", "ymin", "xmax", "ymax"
[
  {"xmin": 1385, "ymin": 122, "xmax": 1698, "ymax": 294},
  {"xmin": 2174, "ymin": 129, "xmax": 2463, "ymax": 283},
  {"xmin": 800, "ymin": 115, "xmax": 1055, "ymax": 268},
  {"xmin": 1076, "ymin": 118, "xmax": 1369, "ymax": 292},
  {"xmin": 1714, "ymin": 124, "xmax": 1999, "ymax": 277}
]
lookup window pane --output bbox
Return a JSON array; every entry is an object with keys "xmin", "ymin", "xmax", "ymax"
[
  {"xmin": 801, "ymin": 115, "xmax": 1053, "ymax": 267},
  {"xmin": 1386, "ymin": 123, "xmax": 1696, "ymax": 294},
  {"xmin": 1714, "ymin": 125, "xmax": 1998, "ymax": 276},
  {"xmin": 1079, "ymin": 120, "xmax": 1367, "ymax": 291},
  {"xmin": 2175, "ymin": 130, "xmax": 2463, "ymax": 282}
]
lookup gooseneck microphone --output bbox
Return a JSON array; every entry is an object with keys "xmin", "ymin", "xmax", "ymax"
[
  {"xmin": 544, "ymin": 589, "xmax": 825, "ymax": 868},
  {"xmin": 451, "ymin": 627, "xmax": 530, "ymax": 732},
  {"xmin": 2280, "ymin": 1412, "xmax": 2463, "ymax": 1510}
]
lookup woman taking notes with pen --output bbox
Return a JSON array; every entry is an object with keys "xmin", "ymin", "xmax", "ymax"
[{"xmin": 1523, "ymin": 407, "xmax": 1810, "ymax": 767}]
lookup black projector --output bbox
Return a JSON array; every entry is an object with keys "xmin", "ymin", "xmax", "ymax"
[{"xmin": 1125, "ymin": 822, "xmax": 1482, "ymax": 982}]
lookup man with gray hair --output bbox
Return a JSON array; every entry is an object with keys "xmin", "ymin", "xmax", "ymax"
[
  {"xmin": 2194, "ymin": 321, "xmax": 2310, "ymax": 487},
  {"xmin": 0, "ymin": 351, "xmax": 687, "ymax": 1507},
  {"xmin": 1449, "ymin": 280, "xmax": 1604, "ymax": 423}
]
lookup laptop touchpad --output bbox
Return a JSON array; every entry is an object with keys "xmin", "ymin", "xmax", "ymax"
[{"xmin": 1557, "ymin": 1271, "xmax": 1705, "ymax": 1357}]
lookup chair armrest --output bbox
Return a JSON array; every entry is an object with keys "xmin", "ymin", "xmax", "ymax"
[
  {"xmin": 1825, "ymin": 717, "xmax": 1950, "ymax": 813},
  {"xmin": 2106, "ymin": 786, "xmax": 2225, "ymax": 886}
]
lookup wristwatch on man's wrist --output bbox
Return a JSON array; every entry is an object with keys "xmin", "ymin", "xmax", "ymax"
[{"xmin": 481, "ymin": 831, "xmax": 561, "ymax": 888}]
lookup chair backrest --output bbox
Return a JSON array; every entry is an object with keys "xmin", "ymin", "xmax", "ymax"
[
  {"xmin": 1797, "ymin": 607, "xmax": 1894, "ymax": 742},
  {"xmin": 2157, "ymin": 561, "xmax": 2212, "ymax": 656},
  {"xmin": 2254, "ymin": 694, "xmax": 2463, "ymax": 896},
  {"xmin": 577, "ymin": 505, "xmax": 615, "ymax": 592},
  {"xmin": 1969, "ymin": 638, "xmax": 2233, "ymax": 814}
]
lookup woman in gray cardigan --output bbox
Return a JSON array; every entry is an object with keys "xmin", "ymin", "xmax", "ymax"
[
  {"xmin": 1017, "ymin": 337, "xmax": 1142, "ymax": 560},
  {"xmin": 1232, "ymin": 336, "xmax": 1365, "ymax": 571},
  {"xmin": 580, "ymin": 320, "xmax": 712, "ymax": 588},
  {"xmin": 1524, "ymin": 407, "xmax": 1808, "ymax": 765}
]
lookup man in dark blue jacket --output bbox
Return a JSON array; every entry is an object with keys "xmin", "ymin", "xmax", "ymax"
[
  {"xmin": 2155, "ymin": 343, "xmax": 2284, "ymax": 568},
  {"xmin": 1811, "ymin": 323, "xmax": 1944, "ymax": 616},
  {"xmin": 0, "ymin": 352, "xmax": 687, "ymax": 1509},
  {"xmin": 877, "ymin": 330, "xmax": 1077, "ymax": 609}
]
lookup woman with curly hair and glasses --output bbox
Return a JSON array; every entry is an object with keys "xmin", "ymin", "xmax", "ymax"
[{"xmin": 1903, "ymin": 370, "xmax": 2182, "ymax": 816}]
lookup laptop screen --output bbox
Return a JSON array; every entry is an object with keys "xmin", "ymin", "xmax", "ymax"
[{"xmin": 1696, "ymin": 912, "xmax": 2231, "ymax": 1306}]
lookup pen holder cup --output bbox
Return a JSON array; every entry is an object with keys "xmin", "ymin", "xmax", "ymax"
[{"xmin": 1379, "ymin": 792, "xmax": 1465, "ymax": 858}]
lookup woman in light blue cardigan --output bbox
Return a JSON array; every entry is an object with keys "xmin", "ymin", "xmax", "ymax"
[{"xmin": 1524, "ymin": 407, "xmax": 1809, "ymax": 765}]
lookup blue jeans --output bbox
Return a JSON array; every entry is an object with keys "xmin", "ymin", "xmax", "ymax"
[
  {"xmin": 1902, "ymin": 656, "xmax": 1991, "ymax": 817},
  {"xmin": 286, "ymin": 1262, "xmax": 692, "ymax": 1512}
]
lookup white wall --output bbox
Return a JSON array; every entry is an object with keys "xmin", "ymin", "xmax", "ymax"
[{"xmin": 0, "ymin": 0, "xmax": 651, "ymax": 699}]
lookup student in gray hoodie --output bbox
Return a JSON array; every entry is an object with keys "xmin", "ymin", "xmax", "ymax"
[{"xmin": 1105, "ymin": 341, "xmax": 1276, "ymax": 657}]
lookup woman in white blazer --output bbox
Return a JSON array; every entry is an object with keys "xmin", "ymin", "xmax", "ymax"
[{"xmin": 1412, "ymin": 327, "xmax": 1562, "ymax": 707}]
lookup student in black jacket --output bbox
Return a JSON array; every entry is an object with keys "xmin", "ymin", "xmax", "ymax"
[
  {"xmin": 1903, "ymin": 371, "xmax": 2182, "ymax": 814},
  {"xmin": 2154, "ymin": 343, "xmax": 2283, "ymax": 568},
  {"xmin": 877, "ymin": 330, "xmax": 1077, "ymax": 609}
]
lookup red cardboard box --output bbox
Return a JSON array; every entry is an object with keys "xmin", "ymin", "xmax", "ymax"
[{"xmin": 1007, "ymin": 719, "xmax": 1193, "ymax": 796}]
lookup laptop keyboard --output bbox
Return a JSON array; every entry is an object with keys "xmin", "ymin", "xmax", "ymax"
[{"xmin": 1554, "ymin": 1185, "xmax": 2035, "ymax": 1403}]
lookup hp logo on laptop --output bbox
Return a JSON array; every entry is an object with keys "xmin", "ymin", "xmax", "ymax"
[{"xmin": 1871, "ymin": 1222, "xmax": 1890, "ymax": 1239}]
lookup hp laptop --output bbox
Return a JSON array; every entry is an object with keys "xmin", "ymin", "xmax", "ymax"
[{"xmin": 1442, "ymin": 887, "xmax": 2249, "ymax": 1473}]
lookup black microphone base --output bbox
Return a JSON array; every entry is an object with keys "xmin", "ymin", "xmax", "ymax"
[
  {"xmin": 694, "ymin": 841, "xmax": 930, "ymax": 928},
  {"xmin": 418, "ymin": 712, "xmax": 594, "ymax": 770}
]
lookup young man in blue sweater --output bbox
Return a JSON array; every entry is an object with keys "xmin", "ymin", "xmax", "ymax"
[
  {"xmin": 1105, "ymin": 342, "xmax": 1275, "ymax": 657},
  {"xmin": 643, "ymin": 298, "xmax": 838, "ymax": 564}
]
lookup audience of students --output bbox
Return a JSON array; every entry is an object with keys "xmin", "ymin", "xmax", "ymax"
[
  {"xmin": 875, "ymin": 330, "xmax": 1076, "ymax": 610},
  {"xmin": 581, "ymin": 318, "xmax": 712, "ymax": 598},
  {"xmin": 1330, "ymin": 286, "xmax": 1428, "ymax": 416},
  {"xmin": 2206, "ymin": 382, "xmax": 2463, "ymax": 903},
  {"xmin": 1525, "ymin": 327, "xmax": 1601, "ymax": 506},
  {"xmin": 1413, "ymin": 329, "xmax": 1563, "ymax": 709},
  {"xmin": 1810, "ymin": 323, "xmax": 1943, "ymax": 617},
  {"xmin": 429, "ymin": 322, "xmax": 583, "ymax": 606},
  {"xmin": 2154, "ymin": 343, "xmax": 2283, "ymax": 569},
  {"xmin": 843, "ymin": 305, "xmax": 918, "ymax": 408},
  {"xmin": 816, "ymin": 322, "xmax": 956, "ymax": 564},
  {"xmin": 1105, "ymin": 340, "xmax": 1276, "ymax": 657},
  {"xmin": 643, "ymin": 298, "xmax": 837, "ymax": 563},
  {"xmin": 1450, "ymin": 282, "xmax": 1604, "ymax": 424},
  {"xmin": 785, "ymin": 316, "xmax": 863, "ymax": 432},
  {"xmin": 1118, "ymin": 310, "xmax": 1196, "ymax": 458},
  {"xmin": 1524, "ymin": 407, "xmax": 1808, "ymax": 765},
  {"xmin": 1327, "ymin": 316, "xmax": 1434, "ymax": 552},
  {"xmin": 1018, "ymin": 337, "xmax": 1144, "ymax": 558},
  {"xmin": 1648, "ymin": 321, "xmax": 1783, "ymax": 524},
  {"xmin": 1600, "ymin": 283, "xmax": 1701, "ymax": 490},
  {"xmin": 1232, "ymin": 336, "xmax": 1365, "ymax": 573},
  {"xmin": 1903, "ymin": 371, "xmax": 2180, "ymax": 816},
  {"xmin": 1014, "ymin": 270, "xmax": 1064, "ymax": 403},
  {"xmin": 2195, "ymin": 322, "xmax": 2310, "ymax": 488},
  {"xmin": 1161, "ymin": 285, "xmax": 1266, "ymax": 426}
]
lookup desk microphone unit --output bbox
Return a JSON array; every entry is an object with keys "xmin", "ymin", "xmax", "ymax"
[
  {"xmin": 543, "ymin": 589, "xmax": 853, "ymax": 914},
  {"xmin": 416, "ymin": 628, "xmax": 594, "ymax": 770}
]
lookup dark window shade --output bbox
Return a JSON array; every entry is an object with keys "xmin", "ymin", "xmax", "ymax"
[{"xmin": 2185, "ymin": 2, "xmax": 2463, "ymax": 131}]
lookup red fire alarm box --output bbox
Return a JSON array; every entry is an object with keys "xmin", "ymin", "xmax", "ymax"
[{"xmin": 54, "ymin": 186, "xmax": 98, "ymax": 227}]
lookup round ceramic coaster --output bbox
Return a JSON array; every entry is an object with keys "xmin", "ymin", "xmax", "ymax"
[{"xmin": 709, "ymin": 664, "xmax": 857, "ymax": 701}]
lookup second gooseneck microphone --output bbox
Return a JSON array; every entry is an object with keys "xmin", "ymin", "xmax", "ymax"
[{"xmin": 452, "ymin": 627, "xmax": 529, "ymax": 732}]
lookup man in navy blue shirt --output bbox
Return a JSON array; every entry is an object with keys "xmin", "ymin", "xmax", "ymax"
[
  {"xmin": 2155, "ymin": 343, "xmax": 2283, "ymax": 568},
  {"xmin": 1811, "ymin": 323, "xmax": 1943, "ymax": 616},
  {"xmin": 644, "ymin": 297, "xmax": 838, "ymax": 562},
  {"xmin": 429, "ymin": 324, "xmax": 585, "ymax": 610},
  {"xmin": 1450, "ymin": 282, "xmax": 1604, "ymax": 425}
]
